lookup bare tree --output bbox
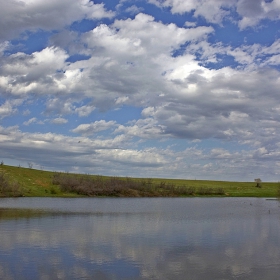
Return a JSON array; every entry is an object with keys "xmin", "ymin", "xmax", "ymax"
[{"xmin": 28, "ymin": 162, "xmax": 33, "ymax": 169}]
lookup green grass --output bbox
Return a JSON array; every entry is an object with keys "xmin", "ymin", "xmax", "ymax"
[
  {"xmin": 0, "ymin": 164, "xmax": 279, "ymax": 197},
  {"xmin": 0, "ymin": 165, "xmax": 76, "ymax": 197}
]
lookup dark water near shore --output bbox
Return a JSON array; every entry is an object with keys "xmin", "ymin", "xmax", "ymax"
[{"xmin": 0, "ymin": 197, "xmax": 280, "ymax": 279}]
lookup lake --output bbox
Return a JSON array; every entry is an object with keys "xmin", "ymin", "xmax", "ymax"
[{"xmin": 0, "ymin": 197, "xmax": 280, "ymax": 279}]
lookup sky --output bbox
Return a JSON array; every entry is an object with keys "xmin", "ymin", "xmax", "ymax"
[{"xmin": 0, "ymin": 0, "xmax": 280, "ymax": 181}]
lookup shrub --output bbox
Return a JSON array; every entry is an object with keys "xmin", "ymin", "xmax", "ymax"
[
  {"xmin": 0, "ymin": 172, "xmax": 10, "ymax": 193},
  {"xmin": 255, "ymin": 178, "xmax": 262, "ymax": 188},
  {"xmin": 0, "ymin": 172, "xmax": 23, "ymax": 197},
  {"xmin": 50, "ymin": 186, "xmax": 58, "ymax": 194},
  {"xmin": 215, "ymin": 188, "xmax": 225, "ymax": 195},
  {"xmin": 52, "ymin": 173, "xmax": 226, "ymax": 197},
  {"xmin": 197, "ymin": 187, "xmax": 213, "ymax": 195}
]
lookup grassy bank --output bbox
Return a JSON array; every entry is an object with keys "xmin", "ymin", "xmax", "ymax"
[{"xmin": 0, "ymin": 164, "xmax": 279, "ymax": 198}]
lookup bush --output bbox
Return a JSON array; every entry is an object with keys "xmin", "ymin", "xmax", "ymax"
[
  {"xmin": 52, "ymin": 173, "xmax": 226, "ymax": 197},
  {"xmin": 197, "ymin": 187, "xmax": 213, "ymax": 195},
  {"xmin": 50, "ymin": 186, "xmax": 58, "ymax": 194},
  {"xmin": 0, "ymin": 172, "xmax": 23, "ymax": 197},
  {"xmin": 216, "ymin": 188, "xmax": 226, "ymax": 195},
  {"xmin": 255, "ymin": 178, "xmax": 262, "ymax": 188},
  {"xmin": 0, "ymin": 172, "xmax": 10, "ymax": 193}
]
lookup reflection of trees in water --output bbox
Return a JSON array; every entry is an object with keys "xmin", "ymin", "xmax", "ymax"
[{"xmin": 0, "ymin": 208, "xmax": 46, "ymax": 220}]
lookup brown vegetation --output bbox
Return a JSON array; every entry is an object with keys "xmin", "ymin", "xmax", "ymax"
[{"xmin": 52, "ymin": 172, "xmax": 225, "ymax": 197}]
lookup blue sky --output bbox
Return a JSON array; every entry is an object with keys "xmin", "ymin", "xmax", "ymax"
[{"xmin": 1, "ymin": 0, "xmax": 280, "ymax": 181}]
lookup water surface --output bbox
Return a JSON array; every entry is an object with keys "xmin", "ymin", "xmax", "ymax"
[{"xmin": 0, "ymin": 197, "xmax": 280, "ymax": 279}]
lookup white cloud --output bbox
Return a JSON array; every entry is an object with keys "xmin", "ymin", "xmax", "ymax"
[
  {"xmin": 148, "ymin": 0, "xmax": 236, "ymax": 23},
  {"xmin": 0, "ymin": 99, "xmax": 22, "ymax": 118},
  {"xmin": 125, "ymin": 5, "xmax": 144, "ymax": 15},
  {"xmin": 74, "ymin": 105, "xmax": 95, "ymax": 117},
  {"xmin": 1, "ymin": 14, "xmax": 217, "ymax": 112},
  {"xmin": 99, "ymin": 148, "xmax": 166, "ymax": 167},
  {"xmin": 167, "ymin": 69, "xmax": 279, "ymax": 142},
  {"xmin": 141, "ymin": 107, "xmax": 157, "ymax": 117},
  {"xmin": 0, "ymin": 125, "xmax": 279, "ymax": 180},
  {"xmin": 0, "ymin": 0, "xmax": 115, "ymax": 41},
  {"xmin": 210, "ymin": 148, "xmax": 232, "ymax": 159},
  {"xmin": 23, "ymin": 117, "xmax": 37, "ymax": 126},
  {"xmin": 0, "ymin": 47, "xmax": 68, "ymax": 97},
  {"xmin": 114, "ymin": 118, "xmax": 166, "ymax": 139},
  {"xmin": 110, "ymin": 13, "xmax": 214, "ymax": 55},
  {"xmin": 0, "ymin": 41, "xmax": 9, "ymax": 55},
  {"xmin": 69, "ymin": 13, "xmax": 214, "ymax": 109},
  {"xmin": 23, "ymin": 117, "xmax": 44, "ymax": 126},
  {"xmin": 0, "ymin": 126, "xmax": 167, "ymax": 175},
  {"xmin": 45, "ymin": 98, "xmax": 74, "ymax": 115},
  {"xmin": 184, "ymin": 21, "xmax": 197, "ymax": 27},
  {"xmin": 51, "ymin": 118, "xmax": 68, "ymax": 125},
  {"xmin": 1, "ymin": 1, "xmax": 280, "ymax": 181},
  {"xmin": 1, "ymin": 12, "xmax": 279, "ymax": 151},
  {"xmin": 22, "ymin": 109, "xmax": 31, "ymax": 116},
  {"xmin": 148, "ymin": 0, "xmax": 280, "ymax": 28},
  {"xmin": 0, "ymin": 14, "xmax": 214, "ymax": 108},
  {"xmin": 72, "ymin": 120, "xmax": 117, "ymax": 135},
  {"xmin": 237, "ymin": 0, "xmax": 280, "ymax": 29}
]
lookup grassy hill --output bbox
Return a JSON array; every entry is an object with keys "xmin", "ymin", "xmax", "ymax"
[{"xmin": 0, "ymin": 164, "xmax": 279, "ymax": 198}]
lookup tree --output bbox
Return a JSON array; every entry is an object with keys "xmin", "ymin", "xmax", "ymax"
[{"xmin": 254, "ymin": 178, "xmax": 262, "ymax": 188}]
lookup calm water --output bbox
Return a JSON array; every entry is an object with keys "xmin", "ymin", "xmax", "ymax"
[{"xmin": 0, "ymin": 197, "xmax": 280, "ymax": 280}]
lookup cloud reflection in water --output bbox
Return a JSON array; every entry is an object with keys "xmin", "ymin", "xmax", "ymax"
[{"xmin": 0, "ymin": 198, "xmax": 280, "ymax": 279}]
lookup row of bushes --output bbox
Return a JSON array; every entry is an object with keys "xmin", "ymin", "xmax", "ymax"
[
  {"xmin": 0, "ymin": 172, "xmax": 23, "ymax": 197},
  {"xmin": 52, "ymin": 173, "xmax": 225, "ymax": 197}
]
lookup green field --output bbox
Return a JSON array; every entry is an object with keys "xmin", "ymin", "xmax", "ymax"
[{"xmin": 0, "ymin": 164, "xmax": 279, "ymax": 198}]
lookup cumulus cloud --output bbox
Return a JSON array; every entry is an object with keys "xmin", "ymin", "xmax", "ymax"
[
  {"xmin": 148, "ymin": 0, "xmax": 280, "ymax": 28},
  {"xmin": 99, "ymin": 148, "xmax": 166, "ymax": 167},
  {"xmin": 0, "ymin": 41, "xmax": 9, "ymax": 55},
  {"xmin": 74, "ymin": 105, "xmax": 95, "ymax": 117},
  {"xmin": 72, "ymin": 120, "xmax": 117, "ymax": 135},
  {"xmin": 1, "ymin": 11, "xmax": 279, "ymax": 151},
  {"xmin": 51, "ymin": 118, "xmax": 68, "ymax": 125},
  {"xmin": 0, "ymin": 126, "xmax": 167, "ymax": 175},
  {"xmin": 237, "ymin": 0, "xmax": 280, "ymax": 29},
  {"xmin": 145, "ymin": 67, "xmax": 280, "ymax": 145},
  {"xmin": 185, "ymin": 21, "xmax": 197, "ymax": 27},
  {"xmin": 0, "ymin": 99, "xmax": 22, "ymax": 118},
  {"xmin": 23, "ymin": 117, "xmax": 44, "ymax": 126},
  {"xmin": 22, "ymin": 109, "xmax": 31, "ymax": 116},
  {"xmin": 0, "ymin": 13, "xmax": 214, "ymax": 109},
  {"xmin": 45, "ymin": 98, "xmax": 74, "ymax": 115},
  {"xmin": 0, "ymin": 14, "xmax": 209, "ymax": 111},
  {"xmin": 1, "ymin": 123, "xmax": 278, "ymax": 180},
  {"xmin": 0, "ymin": 0, "xmax": 115, "ymax": 41},
  {"xmin": 1, "ymin": 0, "xmax": 280, "ymax": 180},
  {"xmin": 114, "ymin": 118, "xmax": 166, "ymax": 139},
  {"xmin": 0, "ymin": 47, "xmax": 68, "ymax": 97},
  {"xmin": 148, "ymin": 0, "xmax": 236, "ymax": 23},
  {"xmin": 125, "ymin": 5, "xmax": 144, "ymax": 15}
]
